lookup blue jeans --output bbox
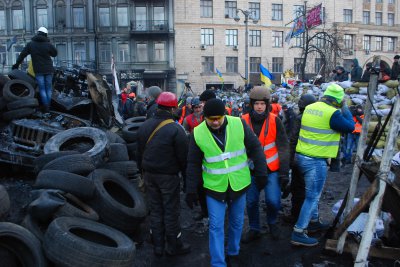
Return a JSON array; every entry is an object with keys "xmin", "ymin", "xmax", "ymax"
[
  {"xmin": 344, "ymin": 133, "xmax": 359, "ymax": 162},
  {"xmin": 207, "ymin": 194, "xmax": 246, "ymax": 267},
  {"xmin": 246, "ymin": 171, "xmax": 280, "ymax": 230},
  {"xmin": 36, "ymin": 74, "xmax": 53, "ymax": 108},
  {"xmin": 294, "ymin": 153, "xmax": 327, "ymax": 230}
]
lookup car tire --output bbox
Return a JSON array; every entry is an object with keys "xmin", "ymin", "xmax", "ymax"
[
  {"xmin": 124, "ymin": 116, "xmax": 146, "ymax": 124},
  {"xmin": 0, "ymin": 185, "xmax": 10, "ymax": 220},
  {"xmin": 42, "ymin": 154, "xmax": 95, "ymax": 175},
  {"xmin": 34, "ymin": 151, "xmax": 80, "ymax": 174},
  {"xmin": 43, "ymin": 217, "xmax": 135, "ymax": 267},
  {"xmin": 0, "ymin": 74, "xmax": 10, "ymax": 95},
  {"xmin": 2, "ymin": 107, "xmax": 35, "ymax": 121},
  {"xmin": 2, "ymin": 79, "xmax": 35, "ymax": 102},
  {"xmin": 20, "ymin": 214, "xmax": 46, "ymax": 242},
  {"xmin": 7, "ymin": 97, "xmax": 39, "ymax": 110},
  {"xmin": 54, "ymin": 193, "xmax": 99, "ymax": 221},
  {"xmin": 102, "ymin": 161, "xmax": 139, "ymax": 178},
  {"xmin": 121, "ymin": 123, "xmax": 142, "ymax": 143},
  {"xmin": 105, "ymin": 130, "xmax": 126, "ymax": 144},
  {"xmin": 108, "ymin": 143, "xmax": 129, "ymax": 162},
  {"xmin": 8, "ymin": 69, "xmax": 37, "ymax": 88},
  {"xmin": 126, "ymin": 142, "xmax": 137, "ymax": 161}
]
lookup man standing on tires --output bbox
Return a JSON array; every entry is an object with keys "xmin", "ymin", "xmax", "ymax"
[
  {"xmin": 12, "ymin": 27, "xmax": 57, "ymax": 113},
  {"xmin": 136, "ymin": 92, "xmax": 191, "ymax": 257}
]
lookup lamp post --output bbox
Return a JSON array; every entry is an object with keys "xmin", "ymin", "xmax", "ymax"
[{"xmin": 234, "ymin": 9, "xmax": 258, "ymax": 85}]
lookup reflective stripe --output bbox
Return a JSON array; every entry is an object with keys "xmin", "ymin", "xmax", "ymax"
[
  {"xmin": 204, "ymin": 148, "xmax": 246, "ymax": 163},
  {"xmin": 266, "ymin": 153, "xmax": 279, "ymax": 164},
  {"xmin": 202, "ymin": 161, "xmax": 248, "ymax": 175},
  {"xmin": 299, "ymin": 136, "xmax": 339, "ymax": 146},
  {"xmin": 301, "ymin": 125, "xmax": 335, "ymax": 134},
  {"xmin": 263, "ymin": 142, "xmax": 276, "ymax": 151}
]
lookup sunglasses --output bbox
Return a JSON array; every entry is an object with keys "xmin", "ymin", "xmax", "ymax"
[{"xmin": 205, "ymin": 115, "xmax": 224, "ymax": 122}]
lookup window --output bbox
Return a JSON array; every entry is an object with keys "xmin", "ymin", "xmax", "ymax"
[
  {"xmin": 363, "ymin": 11, "xmax": 370, "ymax": 24},
  {"xmin": 375, "ymin": 36, "xmax": 383, "ymax": 51},
  {"xmin": 344, "ymin": 34, "xmax": 354, "ymax": 50},
  {"xmin": 0, "ymin": 45, "xmax": 6, "ymax": 65},
  {"xmin": 343, "ymin": 9, "xmax": 352, "ymax": 23},
  {"xmin": 375, "ymin": 12, "xmax": 382, "ymax": 26},
  {"xmin": 99, "ymin": 7, "xmax": 110, "ymax": 27},
  {"xmin": 73, "ymin": 7, "xmax": 84, "ymax": 28},
  {"xmin": 153, "ymin": 6, "xmax": 165, "ymax": 30},
  {"xmin": 226, "ymin": 57, "xmax": 238, "ymax": 73},
  {"xmin": 249, "ymin": 30, "xmax": 261, "ymax": 47},
  {"xmin": 225, "ymin": 29, "xmax": 238, "ymax": 46},
  {"xmin": 74, "ymin": 43, "xmax": 86, "ymax": 65},
  {"xmin": 388, "ymin": 13, "xmax": 395, "ymax": 27},
  {"xmin": 272, "ymin": 4, "xmax": 283, "ymax": 21},
  {"xmin": 13, "ymin": 45, "xmax": 24, "ymax": 63},
  {"xmin": 55, "ymin": 0, "xmax": 66, "ymax": 26},
  {"xmin": 55, "ymin": 44, "xmax": 67, "ymax": 66},
  {"xmin": 294, "ymin": 35, "xmax": 304, "ymax": 47},
  {"xmin": 117, "ymin": 7, "xmax": 128, "ymax": 26},
  {"xmin": 249, "ymin": 2, "xmax": 260, "ymax": 20},
  {"xmin": 388, "ymin": 37, "xmax": 396, "ymax": 51},
  {"xmin": 272, "ymin": 31, "xmax": 283, "ymax": 47},
  {"xmin": 363, "ymin": 36, "xmax": 371, "ymax": 50},
  {"xmin": 315, "ymin": 58, "xmax": 323, "ymax": 74},
  {"xmin": 201, "ymin": 0, "xmax": 213, "ymax": 18},
  {"xmin": 225, "ymin": 1, "xmax": 237, "ymax": 18},
  {"xmin": 201, "ymin": 28, "xmax": 214, "ymax": 45},
  {"xmin": 154, "ymin": 42, "xmax": 166, "ymax": 61},
  {"xmin": 250, "ymin": 57, "xmax": 261, "ymax": 73},
  {"xmin": 293, "ymin": 5, "xmax": 304, "ymax": 16},
  {"xmin": 202, "ymin": 56, "xmax": 214, "ymax": 73},
  {"xmin": 376, "ymin": 0, "xmax": 382, "ymax": 3},
  {"xmin": 135, "ymin": 6, "xmax": 147, "ymax": 30},
  {"xmin": 137, "ymin": 43, "xmax": 148, "ymax": 62},
  {"xmin": 12, "ymin": 1, "xmax": 24, "ymax": 30},
  {"xmin": 294, "ymin": 58, "xmax": 302, "ymax": 73},
  {"xmin": 118, "ymin": 43, "xmax": 129, "ymax": 62},
  {"xmin": 37, "ymin": 9, "xmax": 48, "ymax": 28},
  {"xmin": 0, "ymin": 9, "xmax": 6, "ymax": 30},
  {"xmin": 388, "ymin": 0, "xmax": 395, "ymax": 3},
  {"xmin": 99, "ymin": 43, "xmax": 111, "ymax": 63},
  {"xmin": 272, "ymin": 57, "xmax": 283, "ymax": 73},
  {"xmin": 315, "ymin": 37, "xmax": 325, "ymax": 48}
]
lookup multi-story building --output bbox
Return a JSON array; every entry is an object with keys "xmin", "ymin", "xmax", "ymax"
[
  {"xmin": 175, "ymin": 0, "xmax": 400, "ymax": 94},
  {"xmin": 0, "ymin": 0, "xmax": 175, "ymax": 91}
]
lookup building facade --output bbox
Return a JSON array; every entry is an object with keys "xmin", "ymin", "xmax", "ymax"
[
  {"xmin": 0, "ymin": 0, "xmax": 176, "ymax": 91},
  {"xmin": 175, "ymin": 0, "xmax": 400, "ymax": 95}
]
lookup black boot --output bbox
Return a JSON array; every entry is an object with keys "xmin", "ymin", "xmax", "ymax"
[{"xmin": 165, "ymin": 233, "xmax": 191, "ymax": 256}]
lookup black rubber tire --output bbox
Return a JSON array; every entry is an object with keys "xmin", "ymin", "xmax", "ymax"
[
  {"xmin": 20, "ymin": 214, "xmax": 46, "ymax": 242},
  {"xmin": 0, "ymin": 185, "xmax": 10, "ymax": 220},
  {"xmin": 2, "ymin": 107, "xmax": 35, "ymax": 121},
  {"xmin": 121, "ymin": 123, "xmax": 142, "ymax": 143},
  {"xmin": 8, "ymin": 69, "xmax": 37, "ymax": 88},
  {"xmin": 43, "ymin": 127, "xmax": 110, "ymax": 167},
  {"xmin": 108, "ymin": 143, "xmax": 129, "ymax": 162},
  {"xmin": 105, "ymin": 130, "xmax": 126, "ymax": 144},
  {"xmin": 126, "ymin": 142, "xmax": 137, "ymax": 161},
  {"xmin": 43, "ymin": 217, "xmax": 135, "ymax": 267},
  {"xmin": 42, "ymin": 154, "xmax": 95, "ymax": 175},
  {"xmin": 2, "ymin": 79, "xmax": 35, "ymax": 102},
  {"xmin": 6, "ymin": 97, "xmax": 39, "ymax": 110},
  {"xmin": 103, "ymin": 161, "xmax": 139, "ymax": 178},
  {"xmin": 89, "ymin": 169, "xmax": 147, "ymax": 232},
  {"xmin": 0, "ymin": 222, "xmax": 47, "ymax": 267},
  {"xmin": 54, "ymin": 193, "xmax": 99, "ymax": 221},
  {"xmin": 35, "ymin": 170, "xmax": 95, "ymax": 200},
  {"xmin": 124, "ymin": 116, "xmax": 146, "ymax": 124},
  {"xmin": 0, "ymin": 97, "xmax": 7, "ymax": 111},
  {"xmin": 34, "ymin": 151, "xmax": 80, "ymax": 174},
  {"xmin": 0, "ymin": 74, "xmax": 10, "ymax": 95}
]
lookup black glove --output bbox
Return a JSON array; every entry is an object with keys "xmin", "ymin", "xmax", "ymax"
[
  {"xmin": 11, "ymin": 64, "xmax": 18, "ymax": 70},
  {"xmin": 254, "ymin": 176, "xmax": 267, "ymax": 191},
  {"xmin": 280, "ymin": 174, "xmax": 291, "ymax": 199},
  {"xmin": 185, "ymin": 192, "xmax": 198, "ymax": 209}
]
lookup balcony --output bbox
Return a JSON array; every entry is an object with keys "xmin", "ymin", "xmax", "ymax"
[{"xmin": 130, "ymin": 20, "xmax": 173, "ymax": 35}]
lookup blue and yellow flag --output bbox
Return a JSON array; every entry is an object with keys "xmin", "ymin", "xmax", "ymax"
[
  {"xmin": 216, "ymin": 68, "xmax": 224, "ymax": 82},
  {"xmin": 260, "ymin": 64, "xmax": 274, "ymax": 87}
]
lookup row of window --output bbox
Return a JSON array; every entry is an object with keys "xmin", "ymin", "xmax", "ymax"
[
  {"xmin": 344, "ymin": 9, "xmax": 395, "ymax": 26},
  {"xmin": 343, "ymin": 34, "xmax": 397, "ymax": 51},
  {"xmin": 201, "ymin": 56, "xmax": 323, "ymax": 75}
]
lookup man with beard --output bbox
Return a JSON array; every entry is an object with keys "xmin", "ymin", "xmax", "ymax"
[{"xmin": 183, "ymin": 97, "xmax": 203, "ymax": 133}]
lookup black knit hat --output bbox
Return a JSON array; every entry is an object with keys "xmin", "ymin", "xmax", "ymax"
[
  {"xmin": 203, "ymin": 98, "xmax": 225, "ymax": 117},
  {"xmin": 394, "ymin": 55, "xmax": 400, "ymax": 59},
  {"xmin": 199, "ymin": 90, "xmax": 216, "ymax": 102}
]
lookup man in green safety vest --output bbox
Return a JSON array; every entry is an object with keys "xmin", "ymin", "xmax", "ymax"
[
  {"xmin": 291, "ymin": 83, "xmax": 355, "ymax": 247},
  {"xmin": 185, "ymin": 98, "xmax": 267, "ymax": 266}
]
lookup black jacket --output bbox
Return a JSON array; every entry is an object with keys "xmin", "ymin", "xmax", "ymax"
[
  {"xmin": 350, "ymin": 59, "xmax": 363, "ymax": 82},
  {"xmin": 15, "ymin": 34, "xmax": 57, "ymax": 74},
  {"xmin": 146, "ymin": 100, "xmax": 158, "ymax": 119},
  {"xmin": 186, "ymin": 117, "xmax": 268, "ymax": 201},
  {"xmin": 289, "ymin": 112, "xmax": 303, "ymax": 166},
  {"xmin": 136, "ymin": 109, "xmax": 188, "ymax": 175},
  {"xmin": 391, "ymin": 62, "xmax": 400, "ymax": 80}
]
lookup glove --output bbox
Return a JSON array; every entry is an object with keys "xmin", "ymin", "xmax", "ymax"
[
  {"xmin": 185, "ymin": 193, "xmax": 198, "ymax": 209},
  {"xmin": 254, "ymin": 176, "xmax": 267, "ymax": 191},
  {"xmin": 11, "ymin": 64, "xmax": 18, "ymax": 70},
  {"xmin": 280, "ymin": 174, "xmax": 291, "ymax": 199}
]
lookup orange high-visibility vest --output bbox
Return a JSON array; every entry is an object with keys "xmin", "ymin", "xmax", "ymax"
[
  {"xmin": 270, "ymin": 103, "xmax": 281, "ymax": 116},
  {"xmin": 352, "ymin": 115, "xmax": 364, "ymax": 134},
  {"xmin": 178, "ymin": 106, "xmax": 186, "ymax": 124},
  {"xmin": 242, "ymin": 113, "xmax": 280, "ymax": 171}
]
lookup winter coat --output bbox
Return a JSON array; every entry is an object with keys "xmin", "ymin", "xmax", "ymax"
[
  {"xmin": 350, "ymin": 59, "xmax": 363, "ymax": 82},
  {"xmin": 391, "ymin": 62, "xmax": 400, "ymax": 80},
  {"xmin": 15, "ymin": 34, "xmax": 57, "ymax": 74},
  {"xmin": 122, "ymin": 98, "xmax": 135, "ymax": 119},
  {"xmin": 282, "ymin": 107, "xmax": 296, "ymax": 139},
  {"xmin": 146, "ymin": 100, "xmax": 158, "ymax": 119},
  {"xmin": 289, "ymin": 112, "xmax": 303, "ymax": 165},
  {"xmin": 333, "ymin": 67, "xmax": 349, "ymax": 82},
  {"xmin": 136, "ymin": 109, "xmax": 188, "ymax": 175}
]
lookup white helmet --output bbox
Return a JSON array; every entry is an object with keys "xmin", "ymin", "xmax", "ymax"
[{"xmin": 38, "ymin": 27, "xmax": 48, "ymax": 34}]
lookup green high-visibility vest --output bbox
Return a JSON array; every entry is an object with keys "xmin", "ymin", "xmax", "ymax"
[
  {"xmin": 296, "ymin": 101, "xmax": 340, "ymax": 158},
  {"xmin": 194, "ymin": 116, "xmax": 251, "ymax": 192}
]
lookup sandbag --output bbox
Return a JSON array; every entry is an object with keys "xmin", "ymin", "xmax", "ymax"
[
  {"xmin": 359, "ymin": 87, "xmax": 368, "ymax": 95},
  {"xmin": 352, "ymin": 82, "xmax": 369, "ymax": 88},
  {"xmin": 345, "ymin": 87, "xmax": 359, "ymax": 94},
  {"xmin": 386, "ymin": 88, "xmax": 398, "ymax": 99},
  {"xmin": 383, "ymin": 79, "xmax": 399, "ymax": 88}
]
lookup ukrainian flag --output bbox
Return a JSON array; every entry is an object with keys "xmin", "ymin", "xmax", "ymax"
[
  {"xmin": 216, "ymin": 68, "xmax": 224, "ymax": 82},
  {"xmin": 260, "ymin": 64, "xmax": 274, "ymax": 87}
]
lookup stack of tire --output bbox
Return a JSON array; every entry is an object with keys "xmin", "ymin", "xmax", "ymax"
[
  {"xmin": 122, "ymin": 116, "xmax": 146, "ymax": 161},
  {"xmin": 12, "ymin": 126, "xmax": 146, "ymax": 266}
]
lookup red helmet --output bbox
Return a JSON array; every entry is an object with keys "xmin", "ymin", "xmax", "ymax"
[{"xmin": 156, "ymin": 92, "xmax": 178, "ymax": 108}]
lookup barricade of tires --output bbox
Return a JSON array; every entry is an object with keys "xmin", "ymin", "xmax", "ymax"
[
  {"xmin": 122, "ymin": 116, "xmax": 146, "ymax": 161},
  {"xmin": 2, "ymin": 125, "xmax": 146, "ymax": 266}
]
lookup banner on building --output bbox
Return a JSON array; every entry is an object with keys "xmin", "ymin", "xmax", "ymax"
[{"xmin": 306, "ymin": 4, "xmax": 323, "ymax": 28}]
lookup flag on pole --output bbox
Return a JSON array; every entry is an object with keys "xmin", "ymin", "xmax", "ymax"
[
  {"xmin": 239, "ymin": 73, "xmax": 248, "ymax": 83},
  {"xmin": 216, "ymin": 68, "xmax": 224, "ymax": 82},
  {"xmin": 6, "ymin": 36, "xmax": 17, "ymax": 52},
  {"xmin": 111, "ymin": 54, "xmax": 121, "ymax": 95},
  {"xmin": 260, "ymin": 64, "xmax": 274, "ymax": 87}
]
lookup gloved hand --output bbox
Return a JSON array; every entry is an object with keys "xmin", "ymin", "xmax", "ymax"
[
  {"xmin": 280, "ymin": 174, "xmax": 291, "ymax": 199},
  {"xmin": 185, "ymin": 192, "xmax": 198, "ymax": 209},
  {"xmin": 11, "ymin": 64, "xmax": 18, "ymax": 70},
  {"xmin": 254, "ymin": 176, "xmax": 267, "ymax": 191}
]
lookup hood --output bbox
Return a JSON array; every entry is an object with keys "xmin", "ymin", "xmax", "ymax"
[
  {"xmin": 31, "ymin": 34, "xmax": 49, "ymax": 42},
  {"xmin": 352, "ymin": 58, "xmax": 359, "ymax": 67}
]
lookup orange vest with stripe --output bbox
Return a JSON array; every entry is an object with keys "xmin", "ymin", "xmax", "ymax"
[
  {"xmin": 242, "ymin": 113, "xmax": 280, "ymax": 171},
  {"xmin": 352, "ymin": 115, "xmax": 364, "ymax": 134},
  {"xmin": 178, "ymin": 106, "xmax": 186, "ymax": 124}
]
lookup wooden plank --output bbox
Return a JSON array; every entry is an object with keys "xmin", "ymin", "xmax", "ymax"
[
  {"xmin": 333, "ymin": 179, "xmax": 378, "ymax": 239},
  {"xmin": 326, "ymin": 239, "xmax": 400, "ymax": 261}
]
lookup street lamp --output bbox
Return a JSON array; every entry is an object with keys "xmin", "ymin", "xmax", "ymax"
[{"xmin": 234, "ymin": 9, "xmax": 258, "ymax": 85}]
